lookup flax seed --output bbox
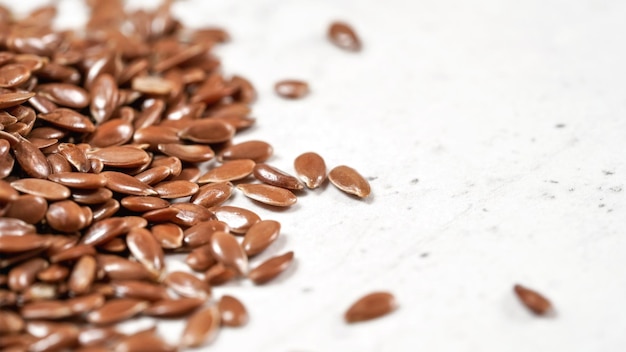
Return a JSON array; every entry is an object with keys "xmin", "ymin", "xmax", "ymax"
[
  {"xmin": 180, "ymin": 305, "xmax": 220, "ymax": 348},
  {"xmin": 513, "ymin": 284, "xmax": 553, "ymax": 315},
  {"xmin": 242, "ymin": 220, "xmax": 281, "ymax": 257},
  {"xmin": 197, "ymin": 159, "xmax": 255, "ymax": 183},
  {"xmin": 237, "ymin": 183, "xmax": 298, "ymax": 207},
  {"xmin": 344, "ymin": 292, "xmax": 397, "ymax": 323},
  {"xmin": 143, "ymin": 297, "xmax": 205, "ymax": 318},
  {"xmin": 248, "ymin": 251, "xmax": 294, "ymax": 285},
  {"xmin": 328, "ymin": 21, "xmax": 362, "ymax": 52},
  {"xmin": 328, "ymin": 165, "xmax": 371, "ymax": 198},
  {"xmin": 210, "ymin": 231, "xmax": 248, "ymax": 275},
  {"xmin": 274, "ymin": 80, "xmax": 309, "ymax": 99},
  {"xmin": 86, "ymin": 298, "xmax": 149, "ymax": 325},
  {"xmin": 218, "ymin": 295, "xmax": 248, "ymax": 327},
  {"xmin": 210, "ymin": 206, "xmax": 260, "ymax": 234},
  {"xmin": 163, "ymin": 271, "xmax": 211, "ymax": 300}
]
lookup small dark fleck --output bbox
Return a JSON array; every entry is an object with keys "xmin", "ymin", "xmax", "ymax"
[
  {"xmin": 599, "ymin": 204, "xmax": 605, "ymax": 208},
  {"xmin": 420, "ymin": 252, "xmax": 429, "ymax": 258},
  {"xmin": 603, "ymin": 170, "xmax": 614, "ymax": 175},
  {"xmin": 410, "ymin": 178, "xmax": 419, "ymax": 184},
  {"xmin": 482, "ymin": 208, "xmax": 488, "ymax": 212},
  {"xmin": 406, "ymin": 206, "xmax": 412, "ymax": 210},
  {"xmin": 568, "ymin": 188, "xmax": 575, "ymax": 192},
  {"xmin": 366, "ymin": 176, "xmax": 378, "ymax": 181},
  {"xmin": 547, "ymin": 180, "xmax": 559, "ymax": 184},
  {"xmin": 609, "ymin": 187, "xmax": 622, "ymax": 192},
  {"xmin": 555, "ymin": 124, "xmax": 565, "ymax": 128},
  {"xmin": 301, "ymin": 287, "xmax": 313, "ymax": 293}
]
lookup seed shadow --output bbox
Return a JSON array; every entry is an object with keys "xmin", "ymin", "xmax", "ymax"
[{"xmin": 291, "ymin": 179, "xmax": 330, "ymax": 198}]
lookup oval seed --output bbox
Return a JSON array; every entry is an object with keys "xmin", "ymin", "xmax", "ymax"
[
  {"xmin": 13, "ymin": 135, "xmax": 51, "ymax": 179},
  {"xmin": 38, "ymin": 108, "xmax": 95, "ymax": 133},
  {"xmin": 47, "ymin": 172, "xmax": 107, "ymax": 189},
  {"xmin": 133, "ymin": 126, "xmax": 180, "ymax": 148},
  {"xmin": 72, "ymin": 188, "xmax": 113, "ymax": 205},
  {"xmin": 242, "ymin": 220, "xmax": 281, "ymax": 256},
  {"xmin": 218, "ymin": 140, "xmax": 272, "ymax": 163},
  {"xmin": 0, "ymin": 91, "xmax": 36, "ymax": 109},
  {"xmin": 253, "ymin": 163, "xmax": 303, "ymax": 190},
  {"xmin": 8, "ymin": 258, "xmax": 48, "ymax": 292},
  {"xmin": 178, "ymin": 119, "xmax": 235, "ymax": 144},
  {"xmin": 46, "ymin": 200, "xmax": 90, "ymax": 232},
  {"xmin": 87, "ymin": 118, "xmax": 134, "ymax": 148},
  {"xmin": 101, "ymin": 171, "xmax": 157, "ymax": 196},
  {"xmin": 204, "ymin": 263, "xmax": 237, "ymax": 286},
  {"xmin": 0, "ymin": 234, "xmax": 49, "ymax": 253},
  {"xmin": 114, "ymin": 330, "xmax": 176, "ymax": 352},
  {"xmin": 186, "ymin": 244, "xmax": 217, "ymax": 272},
  {"xmin": 151, "ymin": 223, "xmax": 184, "ymax": 249},
  {"xmin": 37, "ymin": 264, "xmax": 69, "ymax": 283},
  {"xmin": 211, "ymin": 205, "xmax": 260, "ymax": 234},
  {"xmin": 110, "ymin": 280, "xmax": 169, "ymax": 302},
  {"xmin": 86, "ymin": 298, "xmax": 149, "ymax": 325},
  {"xmin": 180, "ymin": 305, "xmax": 220, "ymax": 348},
  {"xmin": 513, "ymin": 284, "xmax": 553, "ymax": 315},
  {"xmin": 328, "ymin": 165, "xmax": 371, "ymax": 198},
  {"xmin": 163, "ymin": 271, "xmax": 211, "ymax": 300},
  {"xmin": 183, "ymin": 220, "xmax": 230, "ymax": 248},
  {"xmin": 344, "ymin": 292, "xmax": 397, "ymax": 323},
  {"xmin": 237, "ymin": 183, "xmax": 297, "ymax": 207},
  {"xmin": 191, "ymin": 182, "xmax": 233, "ymax": 208},
  {"xmin": 218, "ymin": 295, "xmax": 248, "ymax": 327},
  {"xmin": 67, "ymin": 293, "xmax": 106, "ymax": 315},
  {"xmin": 143, "ymin": 297, "xmax": 205, "ymax": 318},
  {"xmin": 90, "ymin": 73, "xmax": 118, "ymax": 123},
  {"xmin": 28, "ymin": 325, "xmax": 79, "ymax": 352},
  {"xmin": 248, "ymin": 251, "xmax": 294, "ymax": 285},
  {"xmin": 210, "ymin": 231, "xmax": 248, "ymax": 275},
  {"xmin": 68, "ymin": 255, "xmax": 96, "ymax": 295},
  {"xmin": 126, "ymin": 228, "xmax": 165, "ymax": 277},
  {"xmin": 0, "ymin": 310, "xmax": 24, "ymax": 334},
  {"xmin": 134, "ymin": 166, "xmax": 171, "ymax": 186},
  {"xmin": 274, "ymin": 80, "xmax": 309, "ymax": 99},
  {"xmin": 328, "ymin": 21, "xmax": 362, "ymax": 51},
  {"xmin": 37, "ymin": 83, "xmax": 90, "ymax": 108},
  {"xmin": 157, "ymin": 143, "xmax": 214, "ymax": 163},
  {"xmin": 154, "ymin": 180, "xmax": 199, "ymax": 199},
  {"xmin": 87, "ymin": 146, "xmax": 151, "ymax": 168},
  {"xmin": 96, "ymin": 254, "xmax": 155, "ymax": 282},
  {"xmin": 0, "ymin": 63, "xmax": 31, "ymax": 88},
  {"xmin": 132, "ymin": 75, "xmax": 173, "ymax": 95},
  {"xmin": 170, "ymin": 203, "xmax": 214, "ymax": 227},
  {"xmin": 197, "ymin": 159, "xmax": 255, "ymax": 183},
  {"xmin": 11, "ymin": 178, "xmax": 70, "ymax": 200},
  {"xmin": 81, "ymin": 217, "xmax": 129, "ymax": 246},
  {"xmin": 21, "ymin": 300, "xmax": 73, "ymax": 320},
  {"xmin": 121, "ymin": 196, "xmax": 170, "ymax": 212},
  {"xmin": 5, "ymin": 194, "xmax": 47, "ymax": 224},
  {"xmin": 294, "ymin": 152, "xmax": 327, "ymax": 189}
]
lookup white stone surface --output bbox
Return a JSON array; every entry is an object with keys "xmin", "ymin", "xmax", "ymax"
[{"xmin": 6, "ymin": 0, "xmax": 626, "ymax": 351}]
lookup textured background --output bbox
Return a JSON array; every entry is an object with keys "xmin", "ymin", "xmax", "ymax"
[{"xmin": 6, "ymin": 0, "xmax": 626, "ymax": 351}]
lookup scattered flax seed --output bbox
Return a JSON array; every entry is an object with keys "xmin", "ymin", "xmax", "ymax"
[
  {"xmin": 274, "ymin": 80, "xmax": 310, "ymax": 99},
  {"xmin": 513, "ymin": 284, "xmax": 554, "ymax": 315},
  {"xmin": 344, "ymin": 292, "xmax": 397, "ymax": 323},
  {"xmin": 328, "ymin": 21, "xmax": 362, "ymax": 52}
]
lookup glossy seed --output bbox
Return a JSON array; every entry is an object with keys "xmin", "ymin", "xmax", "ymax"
[
  {"xmin": 191, "ymin": 182, "xmax": 234, "ymax": 208},
  {"xmin": 0, "ymin": 91, "xmax": 36, "ymax": 109},
  {"xmin": 0, "ymin": 234, "xmax": 49, "ymax": 253},
  {"xmin": 211, "ymin": 206, "xmax": 260, "ymax": 234},
  {"xmin": 38, "ymin": 83, "xmax": 90, "ymax": 108},
  {"xmin": 5, "ymin": 194, "xmax": 47, "ymax": 224},
  {"xmin": 8, "ymin": 258, "xmax": 48, "ymax": 292},
  {"xmin": 344, "ymin": 292, "xmax": 397, "ymax": 323},
  {"xmin": 110, "ymin": 280, "xmax": 169, "ymax": 302},
  {"xmin": 157, "ymin": 143, "xmax": 214, "ymax": 163},
  {"xmin": 151, "ymin": 223, "xmax": 184, "ymax": 249},
  {"xmin": 163, "ymin": 271, "xmax": 211, "ymax": 300},
  {"xmin": 86, "ymin": 298, "xmax": 149, "ymax": 325},
  {"xmin": 154, "ymin": 180, "xmax": 199, "ymax": 199},
  {"xmin": 180, "ymin": 305, "xmax": 220, "ymax": 348},
  {"xmin": 183, "ymin": 220, "xmax": 230, "ymax": 248},
  {"xmin": 68, "ymin": 255, "xmax": 97, "ymax": 295},
  {"xmin": 143, "ymin": 297, "xmax": 205, "ymax": 318},
  {"xmin": 96, "ymin": 254, "xmax": 155, "ymax": 281},
  {"xmin": 218, "ymin": 295, "xmax": 248, "ymax": 327},
  {"xmin": 248, "ymin": 251, "xmax": 294, "ymax": 285},
  {"xmin": 242, "ymin": 220, "xmax": 281, "ymax": 256},
  {"xmin": 237, "ymin": 183, "xmax": 297, "ymax": 207},
  {"xmin": 253, "ymin": 163, "xmax": 303, "ymax": 190},
  {"xmin": 121, "ymin": 196, "xmax": 170, "ymax": 212},
  {"xmin": 102, "ymin": 171, "xmax": 157, "ymax": 196},
  {"xmin": 72, "ymin": 188, "xmax": 113, "ymax": 205},
  {"xmin": 178, "ymin": 119, "xmax": 235, "ymax": 144},
  {"xmin": 328, "ymin": 165, "xmax": 371, "ymax": 198},
  {"xmin": 87, "ymin": 119, "xmax": 134, "ymax": 148},
  {"xmin": 210, "ymin": 231, "xmax": 248, "ymax": 275},
  {"xmin": 48, "ymin": 172, "xmax": 107, "ymax": 189},
  {"xmin": 11, "ymin": 178, "xmax": 70, "ymax": 200},
  {"xmin": 204, "ymin": 263, "xmax": 237, "ymax": 286},
  {"xmin": 28, "ymin": 325, "xmax": 79, "ymax": 352},
  {"xmin": 218, "ymin": 140, "xmax": 272, "ymax": 163},
  {"xmin": 294, "ymin": 152, "xmax": 327, "ymax": 189},
  {"xmin": 90, "ymin": 73, "xmax": 118, "ymax": 123},
  {"xmin": 38, "ymin": 108, "xmax": 95, "ymax": 133},
  {"xmin": 114, "ymin": 330, "xmax": 176, "ymax": 352},
  {"xmin": 186, "ymin": 244, "xmax": 217, "ymax": 272},
  {"xmin": 46, "ymin": 200, "xmax": 90, "ymax": 232},
  {"xmin": 513, "ymin": 284, "xmax": 553, "ymax": 315},
  {"xmin": 132, "ymin": 75, "xmax": 173, "ymax": 95},
  {"xmin": 126, "ymin": 228, "xmax": 165, "ymax": 277},
  {"xmin": 328, "ymin": 21, "xmax": 362, "ymax": 51},
  {"xmin": 197, "ymin": 159, "xmax": 255, "ymax": 184},
  {"xmin": 87, "ymin": 146, "xmax": 151, "ymax": 168},
  {"xmin": 0, "ymin": 63, "xmax": 31, "ymax": 88},
  {"xmin": 134, "ymin": 166, "xmax": 171, "ymax": 186},
  {"xmin": 274, "ymin": 80, "xmax": 309, "ymax": 99},
  {"xmin": 13, "ymin": 135, "xmax": 51, "ymax": 179},
  {"xmin": 37, "ymin": 264, "xmax": 69, "ymax": 283}
]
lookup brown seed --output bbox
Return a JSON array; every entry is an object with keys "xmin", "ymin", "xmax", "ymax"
[
  {"xmin": 0, "ymin": 91, "xmax": 36, "ymax": 109},
  {"xmin": 0, "ymin": 234, "xmax": 49, "ymax": 253},
  {"xmin": 101, "ymin": 171, "xmax": 157, "ymax": 196},
  {"xmin": 0, "ymin": 139, "xmax": 14, "ymax": 178},
  {"xmin": 163, "ymin": 271, "xmax": 211, "ymax": 300},
  {"xmin": 133, "ymin": 126, "xmax": 180, "ymax": 148},
  {"xmin": 113, "ymin": 330, "xmax": 176, "ymax": 352},
  {"xmin": 197, "ymin": 159, "xmax": 255, "ymax": 184},
  {"xmin": 242, "ymin": 220, "xmax": 281, "ymax": 256},
  {"xmin": 5, "ymin": 194, "xmax": 47, "ymax": 224},
  {"xmin": 91, "ymin": 199, "xmax": 118, "ymax": 222},
  {"xmin": 248, "ymin": 251, "xmax": 294, "ymax": 285},
  {"xmin": 210, "ymin": 231, "xmax": 248, "ymax": 275},
  {"xmin": 126, "ymin": 228, "xmax": 165, "ymax": 278},
  {"xmin": 90, "ymin": 73, "xmax": 118, "ymax": 123},
  {"xmin": 274, "ymin": 80, "xmax": 309, "ymax": 99},
  {"xmin": 218, "ymin": 295, "xmax": 248, "ymax": 327},
  {"xmin": 134, "ymin": 166, "xmax": 171, "ymax": 186},
  {"xmin": 186, "ymin": 244, "xmax": 217, "ymax": 272},
  {"xmin": 154, "ymin": 180, "xmax": 199, "ymax": 199},
  {"xmin": 72, "ymin": 188, "xmax": 113, "ymax": 205},
  {"xmin": 47, "ymin": 172, "xmax": 107, "ymax": 189},
  {"xmin": 88, "ymin": 146, "xmax": 151, "ymax": 168},
  {"xmin": 204, "ymin": 263, "xmax": 238, "ymax": 286},
  {"xmin": 142, "ymin": 207, "xmax": 178, "ymax": 223},
  {"xmin": 57, "ymin": 143, "xmax": 91, "ymax": 173},
  {"xmin": 67, "ymin": 293, "xmax": 106, "ymax": 315},
  {"xmin": 237, "ymin": 183, "xmax": 297, "ymax": 207},
  {"xmin": 134, "ymin": 99, "xmax": 165, "ymax": 130},
  {"xmin": 344, "ymin": 292, "xmax": 397, "ymax": 323},
  {"xmin": 38, "ymin": 83, "xmax": 90, "ymax": 108},
  {"xmin": 110, "ymin": 280, "xmax": 169, "ymax": 302},
  {"xmin": 11, "ymin": 178, "xmax": 70, "ymax": 200},
  {"xmin": 38, "ymin": 108, "xmax": 95, "ymax": 133},
  {"xmin": 13, "ymin": 135, "xmax": 51, "ymax": 179},
  {"xmin": 78, "ymin": 326, "xmax": 123, "ymax": 347},
  {"xmin": 49, "ymin": 244, "xmax": 96, "ymax": 263},
  {"xmin": 178, "ymin": 119, "xmax": 235, "ymax": 144},
  {"xmin": 183, "ymin": 220, "xmax": 230, "ymax": 248},
  {"xmin": 218, "ymin": 140, "xmax": 272, "ymax": 163},
  {"xmin": 121, "ymin": 196, "xmax": 170, "ymax": 212},
  {"xmin": 0, "ymin": 217, "xmax": 37, "ymax": 236},
  {"xmin": 0, "ymin": 310, "xmax": 24, "ymax": 334},
  {"xmin": 253, "ymin": 163, "xmax": 303, "ymax": 190},
  {"xmin": 47, "ymin": 153, "xmax": 72, "ymax": 174},
  {"xmin": 98, "ymin": 237, "xmax": 127, "ymax": 253},
  {"xmin": 86, "ymin": 298, "xmax": 149, "ymax": 325},
  {"xmin": 46, "ymin": 200, "xmax": 90, "ymax": 232},
  {"xmin": 87, "ymin": 119, "xmax": 134, "ymax": 148},
  {"xmin": 191, "ymin": 181, "xmax": 233, "ymax": 208},
  {"xmin": 68, "ymin": 255, "xmax": 97, "ymax": 295},
  {"xmin": 81, "ymin": 217, "xmax": 129, "ymax": 246},
  {"xmin": 96, "ymin": 254, "xmax": 155, "ymax": 281},
  {"xmin": 170, "ymin": 166, "xmax": 201, "ymax": 182},
  {"xmin": 0, "ymin": 179, "xmax": 18, "ymax": 202},
  {"xmin": 151, "ymin": 223, "xmax": 184, "ymax": 249},
  {"xmin": 157, "ymin": 143, "xmax": 215, "ymax": 163},
  {"xmin": 37, "ymin": 264, "xmax": 69, "ymax": 283},
  {"xmin": 151, "ymin": 156, "xmax": 182, "ymax": 177},
  {"xmin": 143, "ymin": 297, "xmax": 205, "ymax": 318},
  {"xmin": 328, "ymin": 165, "xmax": 371, "ymax": 198},
  {"xmin": 230, "ymin": 75, "xmax": 256, "ymax": 104},
  {"xmin": 131, "ymin": 75, "xmax": 173, "ymax": 95},
  {"xmin": 180, "ymin": 305, "xmax": 220, "ymax": 348},
  {"xmin": 513, "ymin": 284, "xmax": 553, "ymax": 315},
  {"xmin": 21, "ymin": 300, "xmax": 74, "ymax": 320},
  {"xmin": 0, "ymin": 63, "xmax": 31, "ymax": 88},
  {"xmin": 211, "ymin": 205, "xmax": 260, "ymax": 234},
  {"xmin": 170, "ymin": 202, "xmax": 214, "ymax": 227},
  {"xmin": 29, "ymin": 325, "xmax": 79, "ymax": 352},
  {"xmin": 8, "ymin": 258, "xmax": 48, "ymax": 292},
  {"xmin": 294, "ymin": 152, "xmax": 327, "ymax": 189},
  {"xmin": 328, "ymin": 21, "xmax": 362, "ymax": 52}
]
